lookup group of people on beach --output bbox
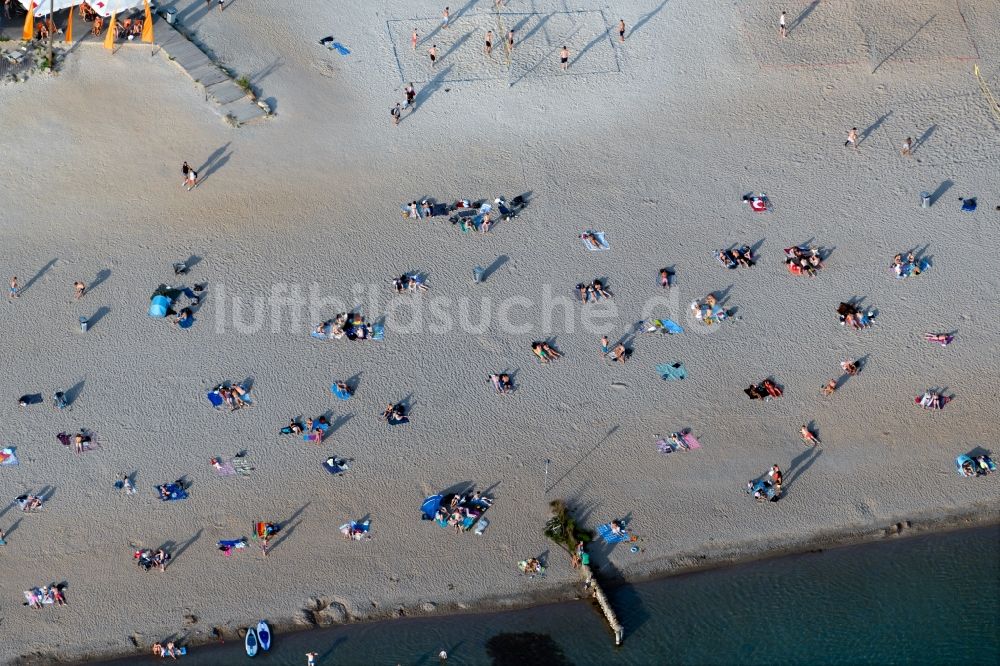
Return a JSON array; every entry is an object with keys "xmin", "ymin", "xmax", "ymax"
[
  {"xmin": 134, "ymin": 548, "xmax": 171, "ymax": 572},
  {"xmin": 312, "ymin": 312, "xmax": 378, "ymax": 341}
]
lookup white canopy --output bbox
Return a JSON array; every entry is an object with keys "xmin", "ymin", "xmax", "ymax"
[{"xmin": 20, "ymin": 0, "xmax": 145, "ymax": 17}]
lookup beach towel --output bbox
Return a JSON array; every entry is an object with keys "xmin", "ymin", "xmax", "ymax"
[
  {"xmin": 961, "ymin": 198, "xmax": 976, "ymax": 212},
  {"xmin": 581, "ymin": 231, "xmax": 609, "ymax": 252},
  {"xmin": 57, "ymin": 432, "xmax": 71, "ymax": 447},
  {"xmin": 371, "ymin": 323, "xmax": 385, "ymax": 340},
  {"xmin": 303, "ymin": 431, "xmax": 323, "ymax": 443},
  {"xmin": 207, "ymin": 391, "xmax": 224, "ymax": 408},
  {"xmin": 0, "ymin": 447, "xmax": 18, "ymax": 465},
  {"xmin": 218, "ymin": 538, "xmax": 247, "ymax": 550},
  {"xmin": 232, "ymin": 455, "xmax": 254, "ymax": 476},
  {"xmin": 331, "ymin": 41, "xmax": 350, "ymax": 55},
  {"xmin": 597, "ymin": 523, "xmax": 630, "ymax": 544},
  {"xmin": 331, "ymin": 383, "xmax": 352, "ymax": 400},
  {"xmin": 156, "ymin": 483, "xmax": 188, "ymax": 502},
  {"xmin": 323, "ymin": 457, "xmax": 350, "ymax": 475},
  {"xmin": 681, "ymin": 432, "xmax": 702, "ymax": 450},
  {"xmin": 214, "ymin": 460, "xmax": 237, "ymax": 476},
  {"xmin": 656, "ymin": 362, "xmax": 687, "ymax": 381},
  {"xmin": 660, "ymin": 319, "xmax": 684, "ymax": 334},
  {"xmin": 339, "ymin": 520, "xmax": 370, "ymax": 540}
]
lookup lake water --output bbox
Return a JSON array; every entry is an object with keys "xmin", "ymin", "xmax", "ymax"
[{"xmin": 100, "ymin": 525, "xmax": 1000, "ymax": 665}]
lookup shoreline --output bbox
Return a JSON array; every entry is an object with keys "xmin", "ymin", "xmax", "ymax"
[{"xmin": 79, "ymin": 503, "xmax": 1000, "ymax": 666}]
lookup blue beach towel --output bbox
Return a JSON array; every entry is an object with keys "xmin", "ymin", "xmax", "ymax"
[
  {"xmin": 656, "ymin": 362, "xmax": 687, "ymax": 380},
  {"xmin": 156, "ymin": 483, "xmax": 188, "ymax": 502},
  {"xmin": 371, "ymin": 323, "xmax": 385, "ymax": 341},
  {"xmin": 961, "ymin": 198, "xmax": 977, "ymax": 212},
  {"xmin": 207, "ymin": 391, "xmax": 224, "ymax": 408},
  {"xmin": 597, "ymin": 523, "xmax": 630, "ymax": 544},
  {"xmin": 331, "ymin": 42, "xmax": 350, "ymax": 56},
  {"xmin": 660, "ymin": 319, "xmax": 684, "ymax": 334},
  {"xmin": 331, "ymin": 384, "xmax": 352, "ymax": 400}
]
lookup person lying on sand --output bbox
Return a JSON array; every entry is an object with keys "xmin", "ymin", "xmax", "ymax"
[
  {"xmin": 924, "ymin": 332, "xmax": 953, "ymax": 346},
  {"xmin": 581, "ymin": 232, "xmax": 602, "ymax": 250},
  {"xmin": 821, "ymin": 379, "xmax": 837, "ymax": 396},
  {"xmin": 800, "ymin": 425, "xmax": 820, "ymax": 446},
  {"xmin": 840, "ymin": 359, "xmax": 859, "ymax": 376},
  {"xmin": 610, "ymin": 343, "xmax": 629, "ymax": 364}
]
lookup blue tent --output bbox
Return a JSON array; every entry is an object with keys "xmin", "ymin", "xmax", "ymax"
[
  {"xmin": 421, "ymin": 494, "xmax": 443, "ymax": 520},
  {"xmin": 148, "ymin": 294, "xmax": 171, "ymax": 318}
]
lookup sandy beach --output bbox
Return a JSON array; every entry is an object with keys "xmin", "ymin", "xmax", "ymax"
[{"xmin": 1, "ymin": 0, "xmax": 999, "ymax": 662}]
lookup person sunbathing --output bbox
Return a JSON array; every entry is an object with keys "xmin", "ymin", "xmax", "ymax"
[
  {"xmin": 924, "ymin": 332, "xmax": 953, "ymax": 346},
  {"xmin": 718, "ymin": 250, "xmax": 738, "ymax": 269},
  {"xmin": 961, "ymin": 460, "xmax": 975, "ymax": 477},
  {"xmin": 821, "ymin": 379, "xmax": 837, "ymax": 396},
  {"xmin": 489, "ymin": 374, "xmax": 504, "ymax": 393},
  {"xmin": 531, "ymin": 342, "xmax": 549, "ymax": 363},
  {"xmin": 405, "ymin": 274, "xmax": 429, "ymax": 291},
  {"xmin": 334, "ymin": 381, "xmax": 353, "ymax": 398},
  {"xmin": 392, "ymin": 277, "xmax": 405, "ymax": 293},
  {"xmin": 576, "ymin": 283, "xmax": 590, "ymax": 302},
  {"xmin": 592, "ymin": 280, "xmax": 612, "ymax": 299},
  {"xmin": 800, "ymin": 426, "xmax": 820, "ymax": 446},
  {"xmin": 742, "ymin": 194, "xmax": 768, "ymax": 212},
  {"xmin": 18, "ymin": 495, "xmax": 43, "ymax": 511},
  {"xmin": 840, "ymin": 359, "xmax": 859, "ymax": 375},
  {"xmin": 611, "ymin": 343, "xmax": 628, "ymax": 364},
  {"xmin": 918, "ymin": 391, "xmax": 944, "ymax": 409},
  {"xmin": 541, "ymin": 342, "xmax": 561, "ymax": 359},
  {"xmin": 736, "ymin": 246, "xmax": 755, "ymax": 267},
  {"xmin": 231, "ymin": 385, "xmax": 251, "ymax": 408},
  {"xmin": 582, "ymin": 232, "xmax": 602, "ymax": 249},
  {"xmin": 659, "ymin": 268, "xmax": 673, "ymax": 289},
  {"xmin": 761, "ymin": 379, "xmax": 782, "ymax": 398},
  {"xmin": 610, "ymin": 520, "xmax": 624, "ymax": 535},
  {"xmin": 174, "ymin": 307, "xmax": 193, "ymax": 326},
  {"xmin": 132, "ymin": 20, "xmax": 143, "ymax": 36},
  {"xmin": 73, "ymin": 432, "xmax": 91, "ymax": 453}
]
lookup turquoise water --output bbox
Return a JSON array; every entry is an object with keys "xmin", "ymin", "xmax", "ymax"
[{"xmin": 101, "ymin": 526, "xmax": 1000, "ymax": 665}]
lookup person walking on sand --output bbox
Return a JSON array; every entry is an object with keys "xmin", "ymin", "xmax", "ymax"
[
  {"xmin": 411, "ymin": 28, "xmax": 418, "ymax": 50},
  {"xmin": 185, "ymin": 166, "xmax": 198, "ymax": 190},
  {"xmin": 181, "ymin": 161, "xmax": 191, "ymax": 187},
  {"xmin": 442, "ymin": 6, "xmax": 449, "ymax": 29},
  {"xmin": 391, "ymin": 102, "xmax": 402, "ymax": 126},
  {"xmin": 779, "ymin": 11, "xmax": 787, "ymax": 38},
  {"xmin": 485, "ymin": 29, "xmax": 493, "ymax": 57},
  {"xmin": 218, "ymin": 0, "xmax": 224, "ymax": 12},
  {"xmin": 306, "ymin": 652, "xmax": 318, "ymax": 666},
  {"xmin": 404, "ymin": 82, "xmax": 416, "ymax": 112},
  {"xmin": 559, "ymin": 46, "xmax": 569, "ymax": 70},
  {"xmin": 73, "ymin": 281, "xmax": 86, "ymax": 300},
  {"xmin": 845, "ymin": 127, "xmax": 859, "ymax": 149},
  {"xmin": 506, "ymin": 29, "xmax": 515, "ymax": 54},
  {"xmin": 901, "ymin": 136, "xmax": 913, "ymax": 157},
  {"xmin": 9, "ymin": 276, "xmax": 19, "ymax": 299},
  {"xmin": 0, "ymin": 528, "xmax": 6, "ymax": 546},
  {"xmin": 617, "ymin": 18, "xmax": 626, "ymax": 43},
  {"xmin": 601, "ymin": 335, "xmax": 610, "ymax": 355},
  {"xmin": 428, "ymin": 44, "xmax": 438, "ymax": 68}
]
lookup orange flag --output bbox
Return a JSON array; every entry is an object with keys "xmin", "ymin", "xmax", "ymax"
[
  {"xmin": 103, "ymin": 11, "xmax": 115, "ymax": 50},
  {"xmin": 22, "ymin": 3, "xmax": 35, "ymax": 41},
  {"xmin": 141, "ymin": 0, "xmax": 154, "ymax": 44},
  {"xmin": 65, "ymin": 5, "xmax": 74, "ymax": 43}
]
